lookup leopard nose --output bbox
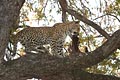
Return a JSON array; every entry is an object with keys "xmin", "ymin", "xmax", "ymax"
[{"xmin": 73, "ymin": 32, "xmax": 79, "ymax": 35}]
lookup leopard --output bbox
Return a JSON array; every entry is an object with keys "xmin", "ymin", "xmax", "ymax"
[{"xmin": 12, "ymin": 21, "xmax": 80, "ymax": 57}]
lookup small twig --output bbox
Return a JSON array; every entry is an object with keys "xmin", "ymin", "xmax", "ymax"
[
  {"xmin": 107, "ymin": 13, "xmax": 120, "ymax": 22},
  {"xmin": 93, "ymin": 13, "xmax": 120, "ymax": 22},
  {"xmin": 93, "ymin": 14, "xmax": 107, "ymax": 21}
]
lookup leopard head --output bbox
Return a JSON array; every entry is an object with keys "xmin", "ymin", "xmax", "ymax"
[
  {"xmin": 53, "ymin": 21, "xmax": 80, "ymax": 36},
  {"xmin": 67, "ymin": 21, "xmax": 80, "ymax": 35}
]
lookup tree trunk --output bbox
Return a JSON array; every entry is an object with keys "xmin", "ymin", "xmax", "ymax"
[{"xmin": 0, "ymin": 0, "xmax": 25, "ymax": 63}]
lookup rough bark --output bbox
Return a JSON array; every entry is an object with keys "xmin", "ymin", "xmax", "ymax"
[
  {"xmin": 0, "ymin": 30, "xmax": 120, "ymax": 79},
  {"xmin": 0, "ymin": 0, "xmax": 25, "ymax": 63}
]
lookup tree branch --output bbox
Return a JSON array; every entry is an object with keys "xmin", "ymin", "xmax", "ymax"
[
  {"xmin": 66, "ymin": 9, "xmax": 110, "ymax": 39},
  {"xmin": 1, "ymin": 30, "xmax": 120, "ymax": 79},
  {"xmin": 58, "ymin": 0, "xmax": 68, "ymax": 22},
  {"xmin": 58, "ymin": 0, "xmax": 110, "ymax": 39},
  {"xmin": 107, "ymin": 13, "xmax": 120, "ymax": 22}
]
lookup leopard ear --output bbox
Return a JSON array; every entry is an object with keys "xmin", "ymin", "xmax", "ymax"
[{"xmin": 75, "ymin": 21, "xmax": 80, "ymax": 24}]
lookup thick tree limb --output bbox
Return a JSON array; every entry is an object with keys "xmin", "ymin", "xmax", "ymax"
[
  {"xmin": 72, "ymin": 29, "xmax": 120, "ymax": 67},
  {"xmin": 0, "ymin": 30, "xmax": 120, "ymax": 80}
]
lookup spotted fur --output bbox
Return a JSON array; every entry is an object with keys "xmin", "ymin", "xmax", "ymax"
[{"xmin": 12, "ymin": 21, "xmax": 80, "ymax": 57}]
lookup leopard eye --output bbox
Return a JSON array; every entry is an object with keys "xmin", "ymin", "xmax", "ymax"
[
  {"xmin": 73, "ymin": 31, "xmax": 78, "ymax": 33},
  {"xmin": 73, "ymin": 32, "xmax": 79, "ymax": 35}
]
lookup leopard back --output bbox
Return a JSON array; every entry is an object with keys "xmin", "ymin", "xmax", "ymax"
[{"xmin": 12, "ymin": 21, "xmax": 80, "ymax": 57}]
